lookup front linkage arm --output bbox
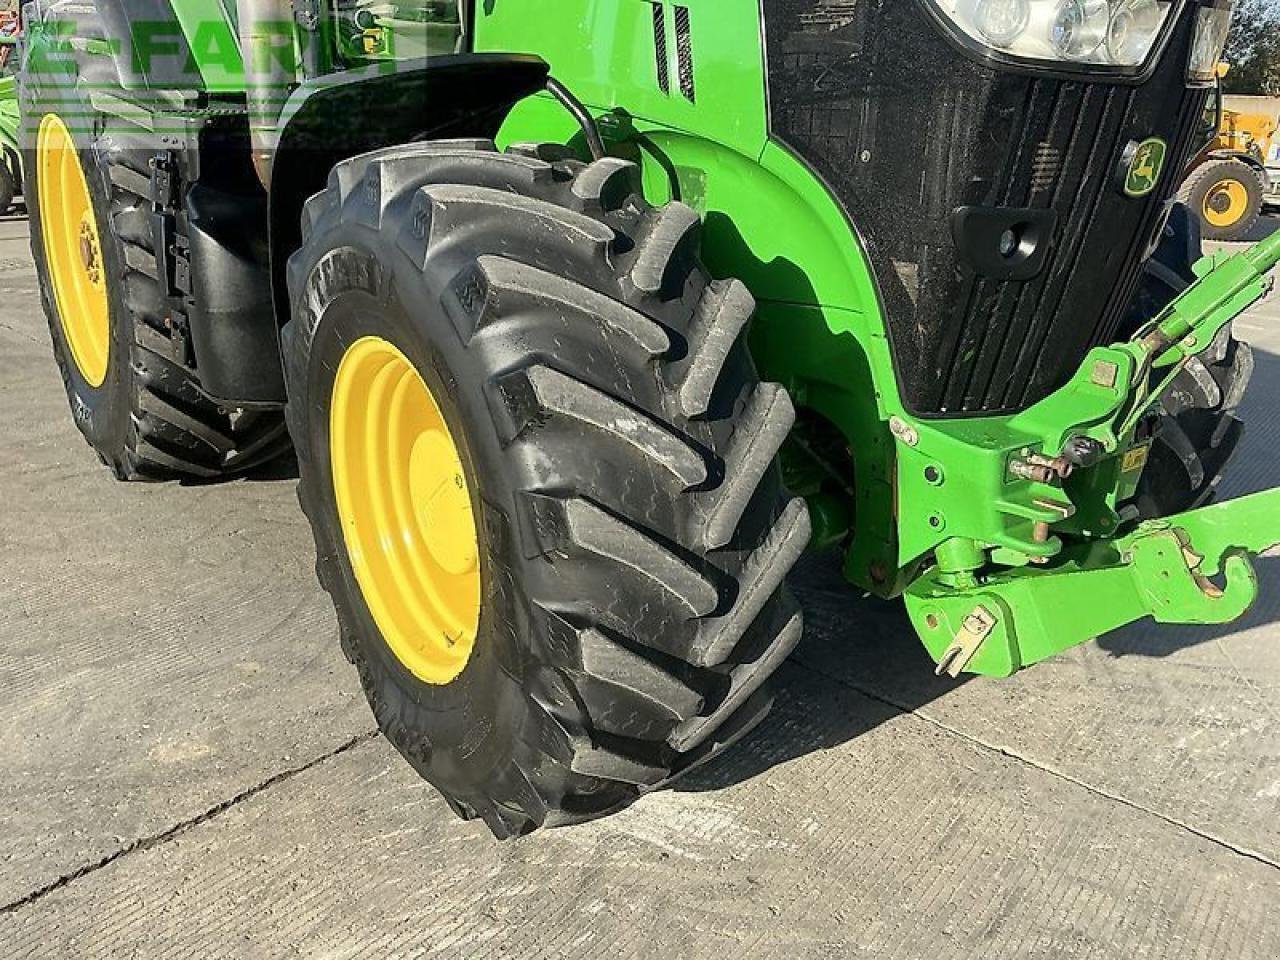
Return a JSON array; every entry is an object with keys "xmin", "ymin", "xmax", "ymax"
[{"xmin": 900, "ymin": 230, "xmax": 1280, "ymax": 677}]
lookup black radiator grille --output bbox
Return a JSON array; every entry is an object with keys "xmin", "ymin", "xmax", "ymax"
[{"xmin": 763, "ymin": 0, "xmax": 1209, "ymax": 416}]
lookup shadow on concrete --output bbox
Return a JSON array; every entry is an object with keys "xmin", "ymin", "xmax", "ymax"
[
  {"xmin": 0, "ymin": 194, "xmax": 27, "ymax": 221},
  {"xmin": 683, "ymin": 548, "xmax": 1280, "ymax": 796},
  {"xmin": 676, "ymin": 549, "xmax": 966, "ymax": 793},
  {"xmin": 228, "ymin": 453, "xmax": 300, "ymax": 483},
  {"xmin": 1211, "ymin": 346, "xmax": 1280, "ymax": 499},
  {"xmin": 173, "ymin": 448, "xmax": 299, "ymax": 485}
]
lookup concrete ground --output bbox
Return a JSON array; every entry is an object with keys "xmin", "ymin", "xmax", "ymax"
[{"xmin": 1, "ymin": 207, "xmax": 1279, "ymax": 960}]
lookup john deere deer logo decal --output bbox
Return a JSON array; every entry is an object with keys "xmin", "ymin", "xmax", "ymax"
[{"xmin": 1124, "ymin": 138, "xmax": 1167, "ymax": 198}]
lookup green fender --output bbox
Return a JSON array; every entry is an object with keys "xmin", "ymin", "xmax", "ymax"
[{"xmin": 495, "ymin": 94, "xmax": 908, "ymax": 591}]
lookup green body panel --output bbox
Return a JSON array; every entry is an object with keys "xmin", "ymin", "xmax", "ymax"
[
  {"xmin": 476, "ymin": 0, "xmax": 768, "ymax": 155},
  {"xmin": 478, "ymin": 7, "xmax": 910, "ymax": 592}
]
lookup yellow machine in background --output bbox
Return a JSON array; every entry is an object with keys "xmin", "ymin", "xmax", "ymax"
[{"xmin": 1181, "ymin": 90, "xmax": 1280, "ymax": 241}]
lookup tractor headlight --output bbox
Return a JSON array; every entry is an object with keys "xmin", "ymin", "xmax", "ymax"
[
  {"xmin": 974, "ymin": 0, "xmax": 1032, "ymax": 44},
  {"xmin": 1107, "ymin": 0, "xmax": 1167, "ymax": 64},
  {"xmin": 1187, "ymin": 2, "xmax": 1234, "ymax": 84},
  {"xmin": 1050, "ymin": 0, "xmax": 1111, "ymax": 59},
  {"xmin": 928, "ymin": 0, "xmax": 1176, "ymax": 68}
]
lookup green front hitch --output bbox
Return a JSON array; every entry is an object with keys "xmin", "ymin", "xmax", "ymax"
[
  {"xmin": 908, "ymin": 488, "xmax": 1280, "ymax": 677},
  {"xmin": 903, "ymin": 230, "xmax": 1280, "ymax": 677}
]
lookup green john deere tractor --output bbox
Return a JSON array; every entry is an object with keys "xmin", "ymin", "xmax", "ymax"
[{"xmin": 18, "ymin": 0, "xmax": 1280, "ymax": 836}]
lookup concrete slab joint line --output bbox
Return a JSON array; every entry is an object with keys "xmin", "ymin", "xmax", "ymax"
[
  {"xmin": 789, "ymin": 656, "xmax": 1280, "ymax": 874},
  {"xmin": 0, "ymin": 732, "xmax": 379, "ymax": 917}
]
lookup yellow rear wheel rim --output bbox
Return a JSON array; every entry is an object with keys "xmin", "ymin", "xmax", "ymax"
[
  {"xmin": 37, "ymin": 113, "xmax": 110, "ymax": 388},
  {"xmin": 330, "ymin": 336, "xmax": 482, "ymax": 685},
  {"xmin": 1203, "ymin": 177, "xmax": 1250, "ymax": 229}
]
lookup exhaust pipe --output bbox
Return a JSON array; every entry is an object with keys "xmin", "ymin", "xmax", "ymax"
[{"xmin": 236, "ymin": 0, "xmax": 296, "ymax": 187}]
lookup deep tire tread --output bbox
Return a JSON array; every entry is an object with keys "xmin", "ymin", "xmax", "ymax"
[
  {"xmin": 287, "ymin": 142, "xmax": 808, "ymax": 836},
  {"xmin": 493, "ymin": 363, "xmax": 708, "ymax": 486},
  {"xmin": 677, "ymin": 278, "xmax": 756, "ymax": 418},
  {"xmin": 695, "ymin": 382, "xmax": 796, "ymax": 550},
  {"xmin": 458, "ymin": 255, "xmax": 670, "ymax": 355}
]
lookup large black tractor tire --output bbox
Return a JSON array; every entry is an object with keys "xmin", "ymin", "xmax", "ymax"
[
  {"xmin": 21, "ymin": 6, "xmax": 290, "ymax": 480},
  {"xmin": 0, "ymin": 158, "xmax": 15, "ymax": 214},
  {"xmin": 284, "ymin": 141, "xmax": 809, "ymax": 836},
  {"xmin": 1124, "ymin": 203, "xmax": 1253, "ymax": 517},
  {"xmin": 1178, "ymin": 157, "xmax": 1265, "ymax": 242}
]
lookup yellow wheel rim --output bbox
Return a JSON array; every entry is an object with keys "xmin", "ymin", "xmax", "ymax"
[
  {"xmin": 330, "ymin": 336, "xmax": 482, "ymax": 685},
  {"xmin": 1202, "ymin": 177, "xmax": 1250, "ymax": 229},
  {"xmin": 37, "ymin": 113, "xmax": 110, "ymax": 388}
]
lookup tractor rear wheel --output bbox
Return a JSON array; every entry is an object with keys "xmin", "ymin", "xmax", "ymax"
[
  {"xmin": 0, "ymin": 158, "xmax": 14, "ymax": 214},
  {"xmin": 1179, "ymin": 157, "xmax": 1265, "ymax": 241},
  {"xmin": 284, "ymin": 141, "xmax": 809, "ymax": 836},
  {"xmin": 22, "ymin": 7, "xmax": 290, "ymax": 480}
]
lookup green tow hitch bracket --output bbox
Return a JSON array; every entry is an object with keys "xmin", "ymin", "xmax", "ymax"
[
  {"xmin": 907, "ymin": 488, "xmax": 1280, "ymax": 677},
  {"xmin": 903, "ymin": 230, "xmax": 1280, "ymax": 677}
]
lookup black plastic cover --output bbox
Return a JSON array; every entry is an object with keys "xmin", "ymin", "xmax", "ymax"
[{"xmin": 763, "ymin": 0, "xmax": 1209, "ymax": 416}]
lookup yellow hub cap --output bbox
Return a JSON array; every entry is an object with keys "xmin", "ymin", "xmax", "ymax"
[
  {"xmin": 37, "ymin": 113, "xmax": 110, "ymax": 388},
  {"xmin": 330, "ymin": 336, "xmax": 482, "ymax": 684},
  {"xmin": 1203, "ymin": 177, "xmax": 1249, "ymax": 229}
]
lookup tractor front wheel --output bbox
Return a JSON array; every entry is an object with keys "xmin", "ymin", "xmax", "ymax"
[{"xmin": 284, "ymin": 141, "xmax": 809, "ymax": 836}]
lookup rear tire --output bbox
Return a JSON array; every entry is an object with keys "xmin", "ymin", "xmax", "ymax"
[
  {"xmin": 21, "ymin": 4, "xmax": 290, "ymax": 480},
  {"xmin": 1124, "ymin": 203, "xmax": 1253, "ymax": 517},
  {"xmin": 284, "ymin": 141, "xmax": 809, "ymax": 836},
  {"xmin": 0, "ymin": 159, "xmax": 14, "ymax": 214}
]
